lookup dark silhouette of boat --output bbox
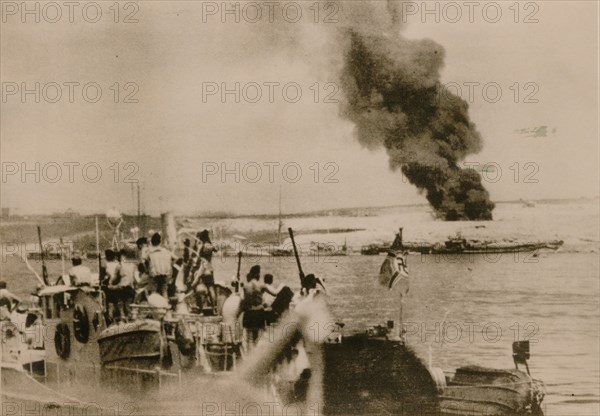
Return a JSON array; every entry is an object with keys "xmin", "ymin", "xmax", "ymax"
[
  {"xmin": 388, "ymin": 229, "xmax": 563, "ymax": 255},
  {"xmin": 360, "ymin": 244, "xmax": 386, "ymax": 255},
  {"xmin": 269, "ymin": 247, "xmax": 293, "ymax": 256}
]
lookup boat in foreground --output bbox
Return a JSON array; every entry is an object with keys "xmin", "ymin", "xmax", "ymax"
[
  {"xmin": 438, "ymin": 365, "xmax": 545, "ymax": 415},
  {"xmin": 2, "ymin": 223, "xmax": 546, "ymax": 415}
]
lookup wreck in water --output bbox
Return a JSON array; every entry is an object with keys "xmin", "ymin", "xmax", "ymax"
[{"xmin": 362, "ymin": 228, "xmax": 563, "ymax": 256}]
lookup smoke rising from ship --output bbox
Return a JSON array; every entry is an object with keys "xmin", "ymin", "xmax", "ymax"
[
  {"xmin": 253, "ymin": 1, "xmax": 495, "ymax": 219},
  {"xmin": 337, "ymin": 2, "xmax": 495, "ymax": 220}
]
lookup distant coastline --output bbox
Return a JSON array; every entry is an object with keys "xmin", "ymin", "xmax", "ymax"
[{"xmin": 2, "ymin": 196, "xmax": 598, "ymax": 220}]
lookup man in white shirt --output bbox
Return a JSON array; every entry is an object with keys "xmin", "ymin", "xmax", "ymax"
[
  {"xmin": 147, "ymin": 233, "xmax": 174, "ymax": 298},
  {"xmin": 104, "ymin": 250, "xmax": 119, "ymax": 285},
  {"xmin": 68, "ymin": 254, "xmax": 92, "ymax": 286},
  {"xmin": 112, "ymin": 249, "xmax": 137, "ymax": 319},
  {"xmin": 104, "ymin": 249, "xmax": 121, "ymax": 321},
  {"xmin": 136, "ymin": 237, "xmax": 149, "ymax": 266}
]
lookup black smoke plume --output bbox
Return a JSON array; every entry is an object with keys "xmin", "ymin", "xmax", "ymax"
[{"xmin": 340, "ymin": 31, "xmax": 495, "ymax": 220}]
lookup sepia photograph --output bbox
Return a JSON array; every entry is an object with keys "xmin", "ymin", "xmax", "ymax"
[{"xmin": 0, "ymin": 1, "xmax": 598, "ymax": 415}]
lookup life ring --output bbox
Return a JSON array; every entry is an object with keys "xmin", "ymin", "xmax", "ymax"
[
  {"xmin": 73, "ymin": 304, "xmax": 89, "ymax": 343},
  {"xmin": 54, "ymin": 323, "xmax": 71, "ymax": 359}
]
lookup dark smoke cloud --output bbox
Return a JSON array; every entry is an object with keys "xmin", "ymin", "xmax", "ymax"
[
  {"xmin": 235, "ymin": 0, "xmax": 495, "ymax": 220},
  {"xmin": 339, "ymin": 12, "xmax": 495, "ymax": 220}
]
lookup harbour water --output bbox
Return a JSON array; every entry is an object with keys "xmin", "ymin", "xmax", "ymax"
[
  {"xmin": 2, "ymin": 199, "xmax": 599, "ymax": 415},
  {"xmin": 3, "ymin": 250, "xmax": 598, "ymax": 415},
  {"xmin": 210, "ymin": 251, "xmax": 600, "ymax": 416}
]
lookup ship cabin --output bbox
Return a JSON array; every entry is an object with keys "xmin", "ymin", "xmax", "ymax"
[{"xmin": 37, "ymin": 284, "xmax": 107, "ymax": 385}]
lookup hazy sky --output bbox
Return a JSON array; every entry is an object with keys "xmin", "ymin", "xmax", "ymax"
[{"xmin": 1, "ymin": 1, "xmax": 598, "ymax": 215}]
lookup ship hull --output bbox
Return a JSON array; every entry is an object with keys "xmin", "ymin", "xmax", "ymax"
[
  {"xmin": 439, "ymin": 366, "xmax": 545, "ymax": 416},
  {"xmin": 403, "ymin": 241, "xmax": 563, "ymax": 255}
]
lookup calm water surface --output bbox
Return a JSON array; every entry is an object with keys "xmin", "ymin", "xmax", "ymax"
[{"xmin": 3, "ymin": 252, "xmax": 599, "ymax": 415}]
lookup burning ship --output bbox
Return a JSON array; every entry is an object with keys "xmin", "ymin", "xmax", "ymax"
[{"xmin": 362, "ymin": 228, "xmax": 563, "ymax": 256}]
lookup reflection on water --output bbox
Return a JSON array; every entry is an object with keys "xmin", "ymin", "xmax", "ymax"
[{"xmin": 4, "ymin": 252, "xmax": 599, "ymax": 415}]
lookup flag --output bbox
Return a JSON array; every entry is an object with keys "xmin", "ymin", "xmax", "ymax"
[{"xmin": 379, "ymin": 251, "xmax": 409, "ymax": 293}]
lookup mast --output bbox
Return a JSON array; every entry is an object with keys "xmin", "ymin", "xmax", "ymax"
[
  {"xmin": 37, "ymin": 226, "xmax": 49, "ymax": 285},
  {"xmin": 95, "ymin": 216, "xmax": 102, "ymax": 276},
  {"xmin": 398, "ymin": 227, "xmax": 403, "ymax": 250},
  {"xmin": 136, "ymin": 181, "xmax": 147, "ymax": 236},
  {"xmin": 391, "ymin": 227, "xmax": 404, "ymax": 251},
  {"xmin": 60, "ymin": 236, "xmax": 65, "ymax": 275}
]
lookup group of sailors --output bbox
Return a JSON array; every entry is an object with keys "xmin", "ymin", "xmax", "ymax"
[
  {"xmin": 1, "ymin": 229, "xmax": 323, "ymax": 347},
  {"xmin": 239, "ymin": 264, "xmax": 280, "ymax": 344},
  {"xmin": 47, "ymin": 230, "xmax": 217, "ymax": 322},
  {"xmin": 131, "ymin": 229, "xmax": 319, "ymax": 343},
  {"xmin": 99, "ymin": 229, "xmax": 299, "ymax": 327}
]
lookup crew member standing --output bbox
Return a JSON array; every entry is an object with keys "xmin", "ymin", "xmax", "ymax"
[
  {"xmin": 104, "ymin": 249, "xmax": 120, "ymax": 320},
  {"xmin": 241, "ymin": 265, "xmax": 276, "ymax": 346},
  {"xmin": 68, "ymin": 253, "xmax": 93, "ymax": 286},
  {"xmin": 147, "ymin": 233, "xmax": 173, "ymax": 298},
  {"xmin": 114, "ymin": 249, "xmax": 137, "ymax": 319},
  {"xmin": 136, "ymin": 237, "xmax": 150, "ymax": 268},
  {"xmin": 190, "ymin": 230, "xmax": 218, "ymax": 311},
  {"xmin": 262, "ymin": 273, "xmax": 280, "ymax": 325},
  {"xmin": 104, "ymin": 250, "xmax": 119, "ymax": 285},
  {"xmin": 262, "ymin": 274, "xmax": 279, "ymax": 308}
]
